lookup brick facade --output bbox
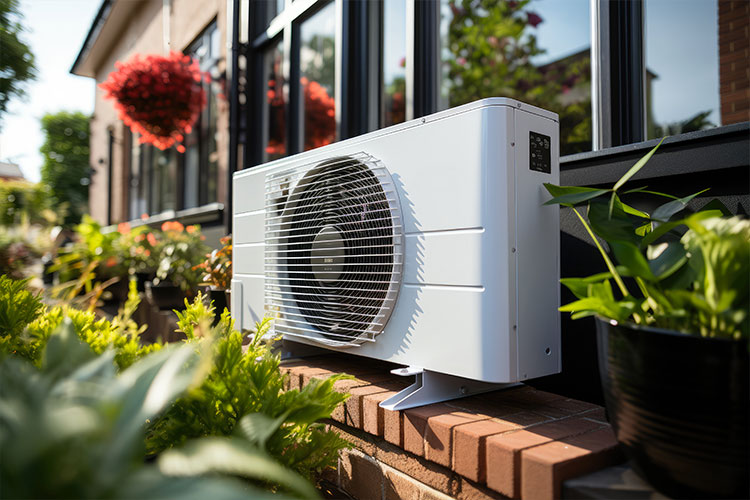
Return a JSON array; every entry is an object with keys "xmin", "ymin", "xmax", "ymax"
[
  {"xmin": 281, "ymin": 355, "xmax": 624, "ymax": 500},
  {"xmin": 719, "ymin": 0, "xmax": 750, "ymax": 125}
]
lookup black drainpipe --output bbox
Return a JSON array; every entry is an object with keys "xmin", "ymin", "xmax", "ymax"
[{"xmin": 226, "ymin": 0, "xmax": 241, "ymax": 236}]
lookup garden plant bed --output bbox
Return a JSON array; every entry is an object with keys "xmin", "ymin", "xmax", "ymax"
[{"xmin": 280, "ymin": 354, "xmax": 625, "ymax": 500}]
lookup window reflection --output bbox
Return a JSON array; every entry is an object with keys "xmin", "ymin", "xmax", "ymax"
[
  {"xmin": 265, "ymin": 40, "xmax": 286, "ymax": 161},
  {"xmin": 300, "ymin": 2, "xmax": 336, "ymax": 151},
  {"xmin": 645, "ymin": 0, "xmax": 731, "ymax": 138},
  {"xmin": 438, "ymin": 0, "xmax": 591, "ymax": 155},
  {"xmin": 383, "ymin": 0, "xmax": 406, "ymax": 126}
]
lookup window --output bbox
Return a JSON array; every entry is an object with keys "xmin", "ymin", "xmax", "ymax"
[
  {"xmin": 298, "ymin": 2, "xmax": 337, "ymax": 151},
  {"xmin": 644, "ymin": 0, "xmax": 740, "ymax": 138},
  {"xmin": 382, "ymin": 0, "xmax": 407, "ymax": 127},
  {"xmin": 437, "ymin": 0, "xmax": 591, "ymax": 155},
  {"xmin": 263, "ymin": 39, "xmax": 286, "ymax": 162}
]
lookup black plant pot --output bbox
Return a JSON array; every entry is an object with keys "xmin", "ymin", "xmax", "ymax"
[
  {"xmin": 103, "ymin": 277, "xmax": 130, "ymax": 304},
  {"xmin": 595, "ymin": 318, "xmax": 749, "ymax": 498},
  {"xmin": 145, "ymin": 281, "xmax": 187, "ymax": 311},
  {"xmin": 207, "ymin": 287, "xmax": 228, "ymax": 325}
]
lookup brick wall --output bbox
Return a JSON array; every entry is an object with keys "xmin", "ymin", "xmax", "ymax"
[
  {"xmin": 719, "ymin": 0, "xmax": 750, "ymax": 125},
  {"xmin": 281, "ymin": 355, "xmax": 625, "ymax": 500}
]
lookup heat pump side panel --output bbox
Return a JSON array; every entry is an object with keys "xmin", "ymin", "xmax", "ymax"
[{"xmin": 513, "ymin": 109, "xmax": 561, "ymax": 380}]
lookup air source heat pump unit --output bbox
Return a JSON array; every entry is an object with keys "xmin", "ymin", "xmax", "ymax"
[{"xmin": 232, "ymin": 98, "xmax": 560, "ymax": 410}]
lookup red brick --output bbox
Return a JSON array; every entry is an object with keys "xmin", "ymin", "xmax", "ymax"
[
  {"xmin": 363, "ymin": 389, "xmax": 399, "ymax": 437},
  {"xmin": 485, "ymin": 417, "xmax": 603, "ymax": 498},
  {"xmin": 520, "ymin": 427, "xmax": 623, "ymax": 500},
  {"xmin": 383, "ymin": 407, "xmax": 403, "ymax": 447},
  {"xmin": 498, "ymin": 411, "xmax": 551, "ymax": 427},
  {"xmin": 403, "ymin": 404, "xmax": 452, "ymax": 457},
  {"xmin": 375, "ymin": 442, "xmax": 459, "ymax": 496},
  {"xmin": 339, "ymin": 451, "xmax": 383, "ymax": 500},
  {"xmin": 345, "ymin": 384, "xmax": 393, "ymax": 430},
  {"xmin": 425, "ymin": 411, "xmax": 490, "ymax": 467},
  {"xmin": 383, "ymin": 466, "xmax": 421, "ymax": 500},
  {"xmin": 453, "ymin": 419, "xmax": 519, "ymax": 482},
  {"xmin": 456, "ymin": 476, "xmax": 507, "ymax": 500}
]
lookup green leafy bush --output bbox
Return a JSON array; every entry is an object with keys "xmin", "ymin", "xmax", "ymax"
[
  {"xmin": 0, "ymin": 319, "xmax": 312, "ymax": 499},
  {"xmin": 147, "ymin": 295, "xmax": 351, "ymax": 480},
  {"xmin": 0, "ymin": 277, "xmax": 160, "ymax": 369},
  {"xmin": 544, "ymin": 140, "xmax": 749, "ymax": 340}
]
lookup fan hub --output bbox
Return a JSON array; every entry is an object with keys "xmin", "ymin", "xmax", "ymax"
[{"xmin": 310, "ymin": 226, "xmax": 346, "ymax": 284}]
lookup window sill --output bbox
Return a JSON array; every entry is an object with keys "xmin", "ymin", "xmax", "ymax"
[{"xmin": 104, "ymin": 203, "xmax": 224, "ymax": 233}]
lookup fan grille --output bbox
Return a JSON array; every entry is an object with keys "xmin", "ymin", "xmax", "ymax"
[{"xmin": 264, "ymin": 152, "xmax": 403, "ymax": 345}]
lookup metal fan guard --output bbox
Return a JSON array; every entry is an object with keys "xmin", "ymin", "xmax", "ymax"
[{"xmin": 264, "ymin": 152, "xmax": 403, "ymax": 346}]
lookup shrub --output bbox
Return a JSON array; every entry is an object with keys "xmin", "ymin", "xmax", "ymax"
[
  {"xmin": 0, "ymin": 320, "xmax": 312, "ymax": 499},
  {"xmin": 146, "ymin": 295, "xmax": 351, "ymax": 480},
  {"xmin": 0, "ymin": 277, "xmax": 160, "ymax": 369}
]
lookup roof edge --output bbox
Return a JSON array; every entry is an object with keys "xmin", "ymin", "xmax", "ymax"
[{"xmin": 70, "ymin": 0, "xmax": 113, "ymax": 78}]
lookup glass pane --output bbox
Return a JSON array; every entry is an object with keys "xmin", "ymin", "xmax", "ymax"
[
  {"xmin": 206, "ymin": 81, "xmax": 219, "ymax": 203},
  {"xmin": 129, "ymin": 133, "xmax": 147, "ymax": 219},
  {"xmin": 183, "ymin": 128, "xmax": 200, "ymax": 209},
  {"xmin": 299, "ymin": 2, "xmax": 337, "ymax": 151},
  {"xmin": 383, "ymin": 0, "xmax": 407, "ymax": 127},
  {"xmin": 264, "ymin": 39, "xmax": 287, "ymax": 161},
  {"xmin": 151, "ymin": 148, "xmax": 176, "ymax": 214},
  {"xmin": 438, "ymin": 0, "xmax": 592, "ymax": 155},
  {"xmin": 645, "ymin": 0, "xmax": 728, "ymax": 138}
]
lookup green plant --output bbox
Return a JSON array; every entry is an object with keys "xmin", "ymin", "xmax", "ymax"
[
  {"xmin": 0, "ymin": 319, "xmax": 313, "ymax": 499},
  {"xmin": 153, "ymin": 222, "xmax": 209, "ymax": 294},
  {"xmin": 544, "ymin": 139, "xmax": 748, "ymax": 340},
  {"xmin": 146, "ymin": 295, "xmax": 351, "ymax": 481},
  {"xmin": 194, "ymin": 235, "xmax": 232, "ymax": 289},
  {"xmin": 1, "ymin": 277, "xmax": 160, "ymax": 369}
]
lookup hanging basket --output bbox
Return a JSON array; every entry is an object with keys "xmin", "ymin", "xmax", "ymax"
[{"xmin": 99, "ymin": 51, "xmax": 208, "ymax": 152}]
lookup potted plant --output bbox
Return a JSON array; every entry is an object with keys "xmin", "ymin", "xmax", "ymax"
[
  {"xmin": 147, "ymin": 221, "xmax": 208, "ymax": 310},
  {"xmin": 544, "ymin": 140, "xmax": 748, "ymax": 498},
  {"xmin": 117, "ymin": 222, "xmax": 158, "ymax": 291},
  {"xmin": 194, "ymin": 235, "xmax": 232, "ymax": 317}
]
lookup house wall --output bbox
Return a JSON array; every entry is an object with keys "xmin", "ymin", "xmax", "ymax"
[
  {"xmin": 88, "ymin": 0, "xmax": 228, "ymax": 225},
  {"xmin": 719, "ymin": 0, "xmax": 750, "ymax": 125}
]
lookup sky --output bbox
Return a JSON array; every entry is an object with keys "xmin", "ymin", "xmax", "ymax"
[{"xmin": 0, "ymin": 0, "xmax": 101, "ymax": 183}]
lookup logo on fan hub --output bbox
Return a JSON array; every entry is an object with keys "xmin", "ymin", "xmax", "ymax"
[{"xmin": 311, "ymin": 226, "xmax": 346, "ymax": 284}]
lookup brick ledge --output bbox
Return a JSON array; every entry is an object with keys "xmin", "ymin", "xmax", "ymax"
[{"xmin": 281, "ymin": 354, "xmax": 624, "ymax": 500}]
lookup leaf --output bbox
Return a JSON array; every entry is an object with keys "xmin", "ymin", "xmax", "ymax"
[
  {"xmin": 588, "ymin": 199, "xmax": 640, "ymax": 244},
  {"xmin": 651, "ymin": 189, "xmax": 710, "ymax": 222},
  {"xmin": 560, "ymin": 273, "xmax": 614, "ymax": 299},
  {"xmin": 640, "ymin": 210, "xmax": 722, "ymax": 248},
  {"xmin": 647, "ymin": 242, "xmax": 687, "ymax": 280},
  {"xmin": 610, "ymin": 241, "xmax": 655, "ymax": 280},
  {"xmin": 236, "ymin": 411, "xmax": 289, "ymax": 448},
  {"xmin": 118, "ymin": 468, "xmax": 282, "ymax": 500},
  {"xmin": 42, "ymin": 318, "xmax": 97, "ymax": 382},
  {"xmin": 612, "ymin": 137, "xmax": 665, "ymax": 192},
  {"xmin": 158, "ymin": 437, "xmax": 319, "ymax": 499},
  {"xmin": 698, "ymin": 198, "xmax": 732, "ymax": 216},
  {"xmin": 542, "ymin": 184, "xmax": 610, "ymax": 207}
]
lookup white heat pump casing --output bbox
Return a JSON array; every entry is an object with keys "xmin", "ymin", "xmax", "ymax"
[{"xmin": 232, "ymin": 98, "xmax": 561, "ymax": 384}]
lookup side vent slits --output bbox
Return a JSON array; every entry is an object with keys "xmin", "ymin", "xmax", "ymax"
[{"xmin": 264, "ymin": 152, "xmax": 403, "ymax": 346}]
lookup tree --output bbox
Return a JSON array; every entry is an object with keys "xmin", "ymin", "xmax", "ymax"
[
  {"xmin": 0, "ymin": 0, "xmax": 36, "ymax": 123},
  {"xmin": 442, "ymin": 0, "xmax": 592, "ymax": 154},
  {"xmin": 40, "ymin": 111, "xmax": 91, "ymax": 226}
]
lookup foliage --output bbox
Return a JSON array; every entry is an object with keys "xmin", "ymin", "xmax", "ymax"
[
  {"xmin": 442, "ymin": 0, "xmax": 591, "ymax": 154},
  {"xmin": 194, "ymin": 235, "xmax": 232, "ymax": 289},
  {"xmin": 99, "ymin": 52, "xmax": 208, "ymax": 152},
  {"xmin": 0, "ymin": 226, "xmax": 41, "ymax": 280},
  {"xmin": 0, "ymin": 320, "xmax": 309, "ymax": 499},
  {"xmin": 146, "ymin": 295, "xmax": 351, "ymax": 480},
  {"xmin": 39, "ymin": 111, "xmax": 90, "ymax": 226},
  {"xmin": 544, "ymin": 140, "xmax": 749, "ymax": 340},
  {"xmin": 0, "ymin": 179, "xmax": 57, "ymax": 226},
  {"xmin": 153, "ymin": 221, "xmax": 209, "ymax": 294},
  {"xmin": 0, "ymin": 0, "xmax": 36, "ymax": 123},
  {"xmin": 1, "ymin": 277, "xmax": 160, "ymax": 369}
]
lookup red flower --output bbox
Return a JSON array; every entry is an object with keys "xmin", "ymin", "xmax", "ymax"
[
  {"xmin": 105, "ymin": 256, "xmax": 118, "ymax": 268},
  {"xmin": 117, "ymin": 222, "xmax": 131, "ymax": 235},
  {"xmin": 527, "ymin": 12, "xmax": 543, "ymax": 28},
  {"xmin": 147, "ymin": 233, "xmax": 158, "ymax": 246},
  {"xmin": 99, "ymin": 51, "xmax": 208, "ymax": 151}
]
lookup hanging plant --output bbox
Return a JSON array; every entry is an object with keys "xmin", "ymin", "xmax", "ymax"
[{"xmin": 99, "ymin": 51, "xmax": 208, "ymax": 152}]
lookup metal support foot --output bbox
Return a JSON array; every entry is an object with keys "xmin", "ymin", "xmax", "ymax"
[{"xmin": 379, "ymin": 367, "xmax": 519, "ymax": 411}]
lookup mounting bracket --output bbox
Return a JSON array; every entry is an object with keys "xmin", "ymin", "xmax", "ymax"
[{"xmin": 379, "ymin": 366, "xmax": 519, "ymax": 411}]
